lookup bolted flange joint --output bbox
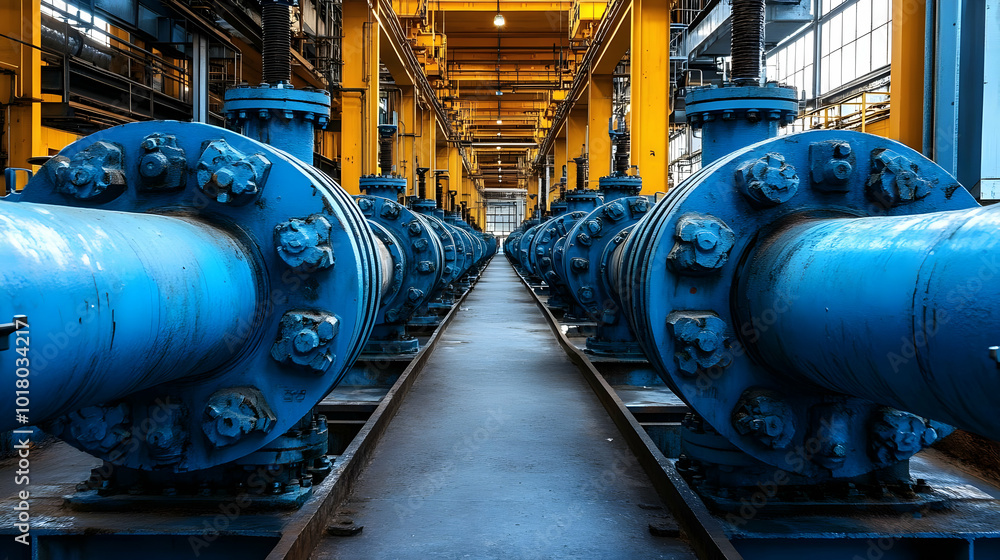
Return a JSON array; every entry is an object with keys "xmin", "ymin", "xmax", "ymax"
[
  {"xmin": 202, "ymin": 387, "xmax": 276, "ymax": 447},
  {"xmin": 196, "ymin": 139, "xmax": 271, "ymax": 205},
  {"xmin": 49, "ymin": 141, "xmax": 127, "ymax": 201},
  {"xmin": 869, "ymin": 407, "xmax": 953, "ymax": 465},
  {"xmin": 666, "ymin": 213, "xmax": 736, "ymax": 275},
  {"xmin": 666, "ymin": 312, "xmax": 732, "ymax": 376},
  {"xmin": 732, "ymin": 389, "xmax": 796, "ymax": 450},
  {"xmin": 867, "ymin": 149, "xmax": 932, "ymax": 208},
  {"xmin": 271, "ymin": 310, "xmax": 341, "ymax": 372},
  {"xmin": 274, "ymin": 214, "xmax": 335, "ymax": 270},
  {"xmin": 735, "ymin": 153, "xmax": 800, "ymax": 207},
  {"xmin": 138, "ymin": 133, "xmax": 187, "ymax": 191}
]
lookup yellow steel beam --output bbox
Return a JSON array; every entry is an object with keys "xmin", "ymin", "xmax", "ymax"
[
  {"xmin": 530, "ymin": 0, "xmax": 633, "ymax": 170},
  {"xmin": 341, "ymin": 0, "xmax": 380, "ymax": 194},
  {"xmin": 630, "ymin": 0, "xmax": 669, "ymax": 194},
  {"xmin": 379, "ymin": 24, "xmax": 416, "ymax": 86},
  {"xmin": 1, "ymin": 0, "xmax": 41, "ymax": 193},
  {"xmin": 588, "ymin": 72, "xmax": 614, "ymax": 179},
  {"xmin": 430, "ymin": 1, "xmax": 572, "ymax": 11},
  {"xmin": 888, "ymin": 0, "xmax": 925, "ymax": 150}
]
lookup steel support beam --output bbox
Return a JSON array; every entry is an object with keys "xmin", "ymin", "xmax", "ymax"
[
  {"xmin": 888, "ymin": 0, "xmax": 926, "ymax": 151},
  {"xmin": 341, "ymin": 0, "xmax": 381, "ymax": 193},
  {"xmin": 1, "ymin": 0, "xmax": 41, "ymax": 193},
  {"xmin": 630, "ymin": 0, "xmax": 670, "ymax": 195}
]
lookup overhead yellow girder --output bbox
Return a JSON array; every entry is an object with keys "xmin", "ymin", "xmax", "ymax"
[
  {"xmin": 0, "ymin": 0, "xmax": 40, "ymax": 193},
  {"xmin": 430, "ymin": 1, "xmax": 572, "ymax": 11}
]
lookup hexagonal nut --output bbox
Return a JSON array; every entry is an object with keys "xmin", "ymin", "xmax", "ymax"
[
  {"xmin": 138, "ymin": 133, "xmax": 187, "ymax": 191},
  {"xmin": 275, "ymin": 215, "xmax": 335, "ymax": 270},
  {"xmin": 379, "ymin": 202, "xmax": 401, "ymax": 220},
  {"xmin": 51, "ymin": 141, "xmax": 127, "ymax": 201},
  {"xmin": 629, "ymin": 197, "xmax": 651, "ymax": 213},
  {"xmin": 666, "ymin": 213, "xmax": 736, "ymax": 275},
  {"xmin": 604, "ymin": 202, "xmax": 626, "ymax": 221},
  {"xmin": 736, "ymin": 153, "xmax": 799, "ymax": 207},
  {"xmin": 810, "ymin": 140, "xmax": 855, "ymax": 192},
  {"xmin": 666, "ymin": 312, "xmax": 732, "ymax": 376},
  {"xmin": 732, "ymin": 389, "xmax": 796, "ymax": 450},
  {"xmin": 869, "ymin": 407, "xmax": 954, "ymax": 465},
  {"xmin": 585, "ymin": 219, "xmax": 603, "ymax": 235},
  {"xmin": 576, "ymin": 232, "xmax": 593, "ymax": 247},
  {"xmin": 412, "ymin": 238, "xmax": 430, "ymax": 252},
  {"xmin": 406, "ymin": 287, "xmax": 425, "ymax": 303},
  {"xmin": 271, "ymin": 310, "xmax": 341, "ymax": 373},
  {"xmin": 196, "ymin": 139, "xmax": 271, "ymax": 205},
  {"xmin": 145, "ymin": 400, "xmax": 188, "ymax": 465},
  {"xmin": 202, "ymin": 387, "xmax": 276, "ymax": 447},
  {"xmin": 66, "ymin": 403, "xmax": 131, "ymax": 453},
  {"xmin": 416, "ymin": 260, "xmax": 437, "ymax": 274},
  {"xmin": 867, "ymin": 149, "xmax": 932, "ymax": 208},
  {"xmin": 570, "ymin": 258, "xmax": 590, "ymax": 273},
  {"xmin": 406, "ymin": 220, "xmax": 424, "ymax": 236},
  {"xmin": 357, "ymin": 197, "xmax": 374, "ymax": 212}
]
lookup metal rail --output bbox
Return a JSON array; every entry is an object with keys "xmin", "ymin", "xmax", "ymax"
[
  {"xmin": 265, "ymin": 265, "xmax": 487, "ymax": 560},
  {"xmin": 511, "ymin": 264, "xmax": 743, "ymax": 560}
]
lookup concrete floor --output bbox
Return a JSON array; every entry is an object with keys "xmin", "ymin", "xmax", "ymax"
[{"xmin": 311, "ymin": 261, "xmax": 695, "ymax": 560}]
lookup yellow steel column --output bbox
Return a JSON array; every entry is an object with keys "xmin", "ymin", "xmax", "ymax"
[
  {"xmin": 340, "ymin": 0, "xmax": 379, "ymax": 194},
  {"xmin": 888, "ymin": 0, "xmax": 925, "ymax": 150},
  {"xmin": 589, "ymin": 73, "xmax": 615, "ymax": 180},
  {"xmin": 448, "ymin": 145, "xmax": 462, "ymax": 213},
  {"xmin": 1, "ymin": 0, "xmax": 41, "ymax": 193},
  {"xmin": 436, "ymin": 145, "xmax": 450, "ymax": 208},
  {"xmin": 399, "ymin": 86, "xmax": 416, "ymax": 192},
  {"xmin": 566, "ymin": 107, "xmax": 588, "ymax": 189},
  {"xmin": 418, "ymin": 104, "xmax": 437, "ymax": 199},
  {"xmin": 630, "ymin": 0, "xmax": 670, "ymax": 194}
]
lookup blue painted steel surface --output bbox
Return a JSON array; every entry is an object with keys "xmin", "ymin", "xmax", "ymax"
[
  {"xmin": 741, "ymin": 205, "xmax": 1000, "ymax": 440},
  {"xmin": 686, "ymin": 82, "xmax": 798, "ymax": 165},
  {"xmin": 617, "ymin": 130, "xmax": 980, "ymax": 480},
  {"xmin": 354, "ymin": 190, "xmax": 445, "ymax": 353},
  {"xmin": 0, "ymin": 202, "xmax": 258, "ymax": 429},
  {"xmin": 0, "ymin": 120, "xmax": 381, "ymax": 471},
  {"xmin": 224, "ymin": 85, "xmax": 331, "ymax": 163},
  {"xmin": 559, "ymin": 196, "xmax": 652, "ymax": 355},
  {"xmin": 528, "ymin": 211, "xmax": 588, "ymax": 309}
]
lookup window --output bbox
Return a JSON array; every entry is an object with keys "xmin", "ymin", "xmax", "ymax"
[{"xmin": 42, "ymin": 0, "xmax": 111, "ymax": 46}]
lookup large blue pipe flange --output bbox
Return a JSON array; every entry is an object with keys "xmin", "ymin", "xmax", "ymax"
[
  {"xmin": 0, "ymin": 121, "xmax": 380, "ymax": 471},
  {"xmin": 563, "ymin": 189, "xmax": 603, "ymax": 214},
  {"xmin": 517, "ymin": 224, "xmax": 543, "ymax": 278},
  {"xmin": 619, "ymin": 130, "xmax": 983, "ymax": 480},
  {"xmin": 560, "ymin": 196, "xmax": 652, "ymax": 355},
  {"xmin": 225, "ymin": 85, "xmax": 331, "ymax": 163},
  {"xmin": 597, "ymin": 176, "xmax": 643, "ymax": 202},
  {"xmin": 527, "ymin": 211, "xmax": 588, "ymax": 304},
  {"xmin": 409, "ymin": 200, "xmax": 460, "ymax": 297},
  {"xmin": 686, "ymin": 82, "xmax": 798, "ymax": 166},
  {"xmin": 354, "ymin": 195, "xmax": 445, "ymax": 352},
  {"xmin": 505, "ymin": 231, "xmax": 524, "ymax": 265}
]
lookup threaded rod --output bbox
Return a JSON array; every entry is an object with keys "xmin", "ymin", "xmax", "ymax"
[
  {"xmin": 731, "ymin": 0, "xmax": 765, "ymax": 82},
  {"xmin": 262, "ymin": 3, "xmax": 292, "ymax": 84},
  {"xmin": 574, "ymin": 156, "xmax": 588, "ymax": 190},
  {"xmin": 614, "ymin": 130, "xmax": 630, "ymax": 175}
]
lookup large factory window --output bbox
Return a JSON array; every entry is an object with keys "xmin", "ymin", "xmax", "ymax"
[{"xmin": 42, "ymin": 0, "xmax": 111, "ymax": 46}]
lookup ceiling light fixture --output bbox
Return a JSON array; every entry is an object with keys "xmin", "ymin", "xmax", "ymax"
[{"xmin": 493, "ymin": 0, "xmax": 505, "ymax": 26}]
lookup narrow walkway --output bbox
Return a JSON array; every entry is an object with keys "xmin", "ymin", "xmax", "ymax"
[{"xmin": 311, "ymin": 261, "xmax": 695, "ymax": 560}]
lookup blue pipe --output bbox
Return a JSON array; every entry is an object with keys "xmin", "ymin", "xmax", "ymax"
[
  {"xmin": 0, "ymin": 200, "xmax": 258, "ymax": 431},
  {"xmin": 741, "ymin": 205, "xmax": 1000, "ymax": 440}
]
